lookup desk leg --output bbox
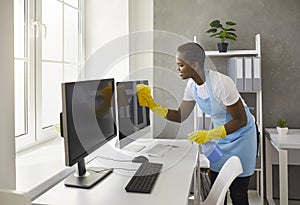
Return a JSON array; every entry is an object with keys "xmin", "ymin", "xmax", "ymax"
[
  {"xmin": 193, "ymin": 168, "xmax": 199, "ymax": 205},
  {"xmin": 279, "ymin": 149, "xmax": 288, "ymax": 205},
  {"xmin": 266, "ymin": 138, "xmax": 276, "ymax": 205},
  {"xmin": 193, "ymin": 145, "xmax": 201, "ymax": 205}
]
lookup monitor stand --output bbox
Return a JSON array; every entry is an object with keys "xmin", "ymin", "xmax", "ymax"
[
  {"xmin": 122, "ymin": 144, "xmax": 145, "ymax": 152},
  {"xmin": 64, "ymin": 159, "xmax": 113, "ymax": 189},
  {"xmin": 115, "ymin": 139, "xmax": 145, "ymax": 152}
]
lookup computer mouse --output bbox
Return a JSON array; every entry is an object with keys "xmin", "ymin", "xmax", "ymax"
[{"xmin": 132, "ymin": 156, "xmax": 149, "ymax": 163}]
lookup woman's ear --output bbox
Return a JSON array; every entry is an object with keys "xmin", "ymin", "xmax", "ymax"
[
  {"xmin": 193, "ymin": 61, "xmax": 205, "ymax": 81},
  {"xmin": 193, "ymin": 61, "xmax": 200, "ymax": 70}
]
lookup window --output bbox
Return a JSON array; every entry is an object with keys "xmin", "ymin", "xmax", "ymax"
[{"xmin": 14, "ymin": 0, "xmax": 84, "ymax": 151}]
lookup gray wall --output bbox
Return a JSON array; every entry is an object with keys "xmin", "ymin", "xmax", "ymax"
[
  {"xmin": 153, "ymin": 0, "xmax": 300, "ymax": 199},
  {"xmin": 154, "ymin": 0, "xmax": 300, "ymax": 128}
]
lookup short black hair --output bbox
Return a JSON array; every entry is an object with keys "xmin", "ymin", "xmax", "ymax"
[{"xmin": 177, "ymin": 42, "xmax": 205, "ymax": 68}]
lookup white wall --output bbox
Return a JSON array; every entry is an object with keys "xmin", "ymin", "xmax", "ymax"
[
  {"xmin": 84, "ymin": 0, "xmax": 129, "ymax": 81},
  {"xmin": 129, "ymin": 0, "xmax": 153, "ymax": 84},
  {"xmin": 0, "ymin": 0, "xmax": 16, "ymax": 189},
  {"xmin": 84, "ymin": 0, "xmax": 153, "ymax": 83},
  {"xmin": 84, "ymin": 0, "xmax": 154, "ymax": 137}
]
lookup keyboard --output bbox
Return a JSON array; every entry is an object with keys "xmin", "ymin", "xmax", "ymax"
[{"xmin": 125, "ymin": 162, "xmax": 163, "ymax": 193}]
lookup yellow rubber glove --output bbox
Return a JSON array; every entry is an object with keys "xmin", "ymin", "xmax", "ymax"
[
  {"xmin": 188, "ymin": 125, "xmax": 227, "ymax": 144},
  {"xmin": 136, "ymin": 84, "xmax": 168, "ymax": 118}
]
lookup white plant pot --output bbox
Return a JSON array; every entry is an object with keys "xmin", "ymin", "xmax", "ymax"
[{"xmin": 277, "ymin": 127, "xmax": 288, "ymax": 135}]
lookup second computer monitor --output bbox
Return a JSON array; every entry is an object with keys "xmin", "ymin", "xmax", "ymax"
[{"xmin": 116, "ymin": 80, "xmax": 150, "ymax": 149}]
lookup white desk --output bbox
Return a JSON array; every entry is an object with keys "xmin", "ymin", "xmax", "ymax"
[
  {"xmin": 33, "ymin": 138, "xmax": 209, "ymax": 205},
  {"xmin": 265, "ymin": 128, "xmax": 300, "ymax": 205}
]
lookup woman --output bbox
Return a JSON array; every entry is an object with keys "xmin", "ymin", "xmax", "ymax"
[{"xmin": 136, "ymin": 42, "xmax": 257, "ymax": 205}]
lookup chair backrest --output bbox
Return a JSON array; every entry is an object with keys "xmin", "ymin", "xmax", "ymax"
[
  {"xmin": 0, "ymin": 189, "xmax": 31, "ymax": 205},
  {"xmin": 202, "ymin": 156, "xmax": 243, "ymax": 205}
]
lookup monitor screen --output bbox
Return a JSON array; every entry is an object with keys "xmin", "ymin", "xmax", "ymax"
[
  {"xmin": 116, "ymin": 80, "xmax": 150, "ymax": 149},
  {"xmin": 62, "ymin": 78, "xmax": 116, "ymax": 167}
]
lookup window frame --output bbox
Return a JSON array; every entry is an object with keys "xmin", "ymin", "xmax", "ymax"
[{"xmin": 15, "ymin": 0, "xmax": 85, "ymax": 152}]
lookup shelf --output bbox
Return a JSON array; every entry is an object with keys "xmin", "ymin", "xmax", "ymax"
[
  {"xmin": 239, "ymin": 90, "xmax": 261, "ymax": 94},
  {"xmin": 205, "ymin": 50, "xmax": 259, "ymax": 57},
  {"xmin": 203, "ymin": 34, "xmax": 261, "ymax": 57}
]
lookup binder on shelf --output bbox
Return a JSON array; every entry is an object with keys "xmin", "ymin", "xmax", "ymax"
[
  {"xmin": 244, "ymin": 57, "xmax": 253, "ymax": 91},
  {"xmin": 252, "ymin": 57, "xmax": 261, "ymax": 91},
  {"xmin": 227, "ymin": 57, "xmax": 243, "ymax": 91}
]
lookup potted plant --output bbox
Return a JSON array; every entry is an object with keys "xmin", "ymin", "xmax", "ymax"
[
  {"xmin": 206, "ymin": 19, "xmax": 237, "ymax": 52},
  {"xmin": 276, "ymin": 119, "xmax": 288, "ymax": 135}
]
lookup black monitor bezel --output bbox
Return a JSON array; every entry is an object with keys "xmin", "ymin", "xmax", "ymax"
[
  {"xmin": 116, "ymin": 80, "xmax": 150, "ymax": 148},
  {"xmin": 62, "ymin": 78, "xmax": 117, "ymax": 167}
]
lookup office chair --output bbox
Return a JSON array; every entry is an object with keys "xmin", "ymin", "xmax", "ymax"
[
  {"xmin": 0, "ymin": 189, "xmax": 31, "ymax": 205},
  {"xmin": 200, "ymin": 156, "xmax": 243, "ymax": 205}
]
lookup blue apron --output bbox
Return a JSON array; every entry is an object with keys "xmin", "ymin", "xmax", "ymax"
[{"xmin": 193, "ymin": 69, "xmax": 257, "ymax": 177}]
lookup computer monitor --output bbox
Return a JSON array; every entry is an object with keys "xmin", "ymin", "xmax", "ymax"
[
  {"xmin": 61, "ymin": 78, "xmax": 116, "ymax": 188},
  {"xmin": 116, "ymin": 80, "xmax": 150, "ymax": 151}
]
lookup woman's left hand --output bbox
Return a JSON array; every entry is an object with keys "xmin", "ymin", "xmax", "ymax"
[{"xmin": 188, "ymin": 125, "xmax": 227, "ymax": 144}]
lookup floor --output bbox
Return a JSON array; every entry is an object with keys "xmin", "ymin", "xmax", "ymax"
[
  {"xmin": 188, "ymin": 190, "xmax": 300, "ymax": 205},
  {"xmin": 273, "ymin": 200, "xmax": 300, "ymax": 205}
]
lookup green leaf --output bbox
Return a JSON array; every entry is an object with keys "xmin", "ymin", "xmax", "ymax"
[
  {"xmin": 227, "ymin": 32, "xmax": 237, "ymax": 37},
  {"xmin": 210, "ymin": 33, "xmax": 220, "ymax": 38},
  {"xmin": 226, "ymin": 21, "xmax": 237, "ymax": 26},
  {"xmin": 276, "ymin": 119, "xmax": 287, "ymax": 127},
  {"xmin": 226, "ymin": 28, "xmax": 236, "ymax": 32},
  {"xmin": 220, "ymin": 33, "xmax": 227, "ymax": 41},
  {"xmin": 210, "ymin": 20, "xmax": 222, "ymax": 28},
  {"xmin": 222, "ymin": 28, "xmax": 236, "ymax": 32},
  {"xmin": 207, "ymin": 20, "xmax": 238, "ymax": 41},
  {"xmin": 220, "ymin": 30, "xmax": 226, "ymax": 36},
  {"xmin": 206, "ymin": 28, "xmax": 217, "ymax": 33},
  {"xmin": 227, "ymin": 35, "xmax": 237, "ymax": 41}
]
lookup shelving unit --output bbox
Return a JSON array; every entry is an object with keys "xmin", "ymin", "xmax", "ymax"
[
  {"xmin": 205, "ymin": 50, "xmax": 259, "ymax": 57},
  {"xmin": 205, "ymin": 34, "xmax": 261, "ymax": 57},
  {"xmin": 194, "ymin": 34, "xmax": 263, "ymax": 204}
]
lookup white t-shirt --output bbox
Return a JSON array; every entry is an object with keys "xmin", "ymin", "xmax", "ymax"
[{"xmin": 183, "ymin": 69, "xmax": 247, "ymax": 109}]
